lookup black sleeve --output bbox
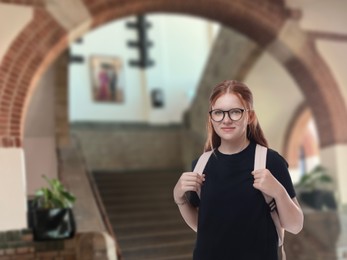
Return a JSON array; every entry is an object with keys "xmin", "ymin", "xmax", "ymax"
[
  {"xmin": 187, "ymin": 158, "xmax": 200, "ymax": 208},
  {"xmin": 266, "ymin": 149, "xmax": 296, "ymax": 199}
]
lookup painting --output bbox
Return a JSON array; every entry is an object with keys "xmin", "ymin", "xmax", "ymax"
[{"xmin": 90, "ymin": 56, "xmax": 124, "ymax": 103}]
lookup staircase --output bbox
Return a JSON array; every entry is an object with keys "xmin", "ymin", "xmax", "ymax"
[{"xmin": 93, "ymin": 171, "xmax": 196, "ymax": 260}]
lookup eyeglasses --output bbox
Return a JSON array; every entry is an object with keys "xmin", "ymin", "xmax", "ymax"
[{"xmin": 209, "ymin": 108, "xmax": 248, "ymax": 122}]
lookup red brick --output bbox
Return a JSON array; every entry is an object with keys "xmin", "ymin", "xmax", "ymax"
[
  {"xmin": 36, "ymin": 251, "xmax": 59, "ymax": 258},
  {"xmin": 4, "ymin": 248, "xmax": 15, "ymax": 255},
  {"xmin": 12, "ymin": 255, "xmax": 35, "ymax": 260},
  {"xmin": 15, "ymin": 137, "xmax": 22, "ymax": 147},
  {"xmin": 16, "ymin": 247, "xmax": 31, "ymax": 254}
]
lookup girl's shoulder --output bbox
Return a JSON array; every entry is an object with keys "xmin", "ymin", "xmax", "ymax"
[
  {"xmin": 265, "ymin": 146, "xmax": 296, "ymax": 198},
  {"xmin": 266, "ymin": 147, "xmax": 289, "ymax": 167}
]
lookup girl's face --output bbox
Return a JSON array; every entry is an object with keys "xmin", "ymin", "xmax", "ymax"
[{"xmin": 211, "ymin": 93, "xmax": 249, "ymax": 144}]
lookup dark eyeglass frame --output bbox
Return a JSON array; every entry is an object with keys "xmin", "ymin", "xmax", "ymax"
[{"xmin": 209, "ymin": 108, "xmax": 248, "ymax": 122}]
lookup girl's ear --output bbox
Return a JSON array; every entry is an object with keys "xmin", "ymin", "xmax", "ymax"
[{"xmin": 248, "ymin": 110, "xmax": 255, "ymax": 124}]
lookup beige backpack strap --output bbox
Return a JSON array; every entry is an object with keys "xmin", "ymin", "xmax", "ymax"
[
  {"xmin": 255, "ymin": 144, "xmax": 286, "ymax": 260},
  {"xmin": 254, "ymin": 144, "xmax": 267, "ymax": 170},
  {"xmin": 194, "ymin": 150, "xmax": 213, "ymax": 176},
  {"xmin": 193, "ymin": 150, "xmax": 213, "ymax": 198}
]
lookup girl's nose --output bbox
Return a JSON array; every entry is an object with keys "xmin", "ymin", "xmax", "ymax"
[{"xmin": 222, "ymin": 114, "xmax": 232, "ymax": 123}]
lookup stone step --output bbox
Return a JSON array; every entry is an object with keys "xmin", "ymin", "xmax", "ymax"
[
  {"xmin": 102, "ymin": 201, "xmax": 176, "ymax": 212},
  {"xmin": 111, "ymin": 217, "xmax": 182, "ymax": 230},
  {"xmin": 114, "ymin": 220, "xmax": 188, "ymax": 237},
  {"xmin": 122, "ymin": 240, "xmax": 194, "ymax": 260},
  {"xmin": 119, "ymin": 230, "xmax": 195, "ymax": 250},
  {"xmin": 100, "ymin": 183, "xmax": 175, "ymax": 195},
  {"xmin": 93, "ymin": 171, "xmax": 195, "ymax": 260},
  {"xmin": 93, "ymin": 173, "xmax": 180, "ymax": 184},
  {"xmin": 94, "ymin": 176, "xmax": 179, "ymax": 185},
  {"xmin": 106, "ymin": 206, "xmax": 178, "ymax": 218},
  {"xmin": 107, "ymin": 208, "xmax": 179, "ymax": 225},
  {"xmin": 100, "ymin": 193, "xmax": 174, "ymax": 204}
]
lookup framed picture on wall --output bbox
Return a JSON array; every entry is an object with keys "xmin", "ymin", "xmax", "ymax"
[{"xmin": 90, "ymin": 56, "xmax": 124, "ymax": 103}]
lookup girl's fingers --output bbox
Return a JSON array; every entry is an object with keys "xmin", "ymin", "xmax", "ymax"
[
  {"xmin": 183, "ymin": 180, "xmax": 203, "ymax": 187},
  {"xmin": 179, "ymin": 173, "xmax": 205, "ymax": 192},
  {"xmin": 182, "ymin": 177, "xmax": 204, "ymax": 187},
  {"xmin": 181, "ymin": 173, "xmax": 205, "ymax": 182},
  {"xmin": 181, "ymin": 185, "xmax": 199, "ymax": 192}
]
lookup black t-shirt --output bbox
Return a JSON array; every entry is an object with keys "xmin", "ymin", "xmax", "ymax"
[{"xmin": 189, "ymin": 141, "xmax": 296, "ymax": 260}]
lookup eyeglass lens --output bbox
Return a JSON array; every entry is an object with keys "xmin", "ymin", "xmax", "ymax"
[{"xmin": 210, "ymin": 108, "xmax": 244, "ymax": 122}]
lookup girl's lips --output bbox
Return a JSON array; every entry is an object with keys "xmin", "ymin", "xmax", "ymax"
[{"xmin": 221, "ymin": 127, "xmax": 235, "ymax": 131}]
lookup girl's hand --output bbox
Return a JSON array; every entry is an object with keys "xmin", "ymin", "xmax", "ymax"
[
  {"xmin": 173, "ymin": 172, "xmax": 205, "ymax": 203},
  {"xmin": 252, "ymin": 169, "xmax": 282, "ymax": 198}
]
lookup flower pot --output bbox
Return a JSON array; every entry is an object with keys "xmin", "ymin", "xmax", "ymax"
[
  {"xmin": 32, "ymin": 208, "xmax": 76, "ymax": 241},
  {"xmin": 299, "ymin": 190, "xmax": 337, "ymax": 210}
]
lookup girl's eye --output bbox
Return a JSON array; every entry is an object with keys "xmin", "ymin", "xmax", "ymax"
[{"xmin": 231, "ymin": 109, "xmax": 241, "ymax": 115}]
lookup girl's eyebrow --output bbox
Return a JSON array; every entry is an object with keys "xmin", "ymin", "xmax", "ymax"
[{"xmin": 211, "ymin": 107, "xmax": 243, "ymax": 110}]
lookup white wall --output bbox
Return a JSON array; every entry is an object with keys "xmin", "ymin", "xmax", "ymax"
[
  {"xmin": 0, "ymin": 148, "xmax": 27, "ymax": 231},
  {"xmin": 23, "ymin": 64, "xmax": 58, "ymax": 195},
  {"xmin": 69, "ymin": 14, "xmax": 219, "ymax": 124},
  {"xmin": 0, "ymin": 3, "xmax": 32, "ymax": 61},
  {"xmin": 244, "ymin": 51, "xmax": 305, "ymax": 182},
  {"xmin": 286, "ymin": 0, "xmax": 347, "ymax": 34},
  {"xmin": 244, "ymin": 52, "xmax": 304, "ymax": 153}
]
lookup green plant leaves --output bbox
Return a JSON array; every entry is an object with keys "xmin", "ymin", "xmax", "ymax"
[
  {"xmin": 34, "ymin": 175, "xmax": 76, "ymax": 209},
  {"xmin": 296, "ymin": 165, "xmax": 333, "ymax": 192}
]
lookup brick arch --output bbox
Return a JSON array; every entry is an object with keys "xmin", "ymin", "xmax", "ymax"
[
  {"xmin": 1, "ymin": 0, "xmax": 346, "ymax": 148},
  {"xmin": 0, "ymin": 8, "xmax": 67, "ymax": 147}
]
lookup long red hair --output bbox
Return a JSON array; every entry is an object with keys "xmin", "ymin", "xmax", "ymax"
[{"xmin": 204, "ymin": 80, "xmax": 268, "ymax": 152}]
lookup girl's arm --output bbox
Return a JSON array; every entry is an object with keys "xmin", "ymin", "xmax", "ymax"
[
  {"xmin": 252, "ymin": 169, "xmax": 304, "ymax": 234},
  {"xmin": 174, "ymin": 196, "xmax": 199, "ymax": 232},
  {"xmin": 173, "ymin": 172, "xmax": 205, "ymax": 232},
  {"xmin": 272, "ymin": 186, "xmax": 304, "ymax": 234}
]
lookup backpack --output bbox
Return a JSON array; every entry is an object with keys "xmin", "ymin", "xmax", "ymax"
[{"xmin": 193, "ymin": 144, "xmax": 286, "ymax": 260}]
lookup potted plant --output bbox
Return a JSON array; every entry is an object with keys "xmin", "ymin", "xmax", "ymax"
[
  {"xmin": 295, "ymin": 165, "xmax": 337, "ymax": 210},
  {"xmin": 31, "ymin": 175, "xmax": 76, "ymax": 241}
]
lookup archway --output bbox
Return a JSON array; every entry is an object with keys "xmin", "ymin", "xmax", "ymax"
[
  {"xmin": 1, "ymin": 0, "xmax": 346, "ymax": 148},
  {"xmin": 1, "ymin": 0, "xmax": 347, "ymax": 230}
]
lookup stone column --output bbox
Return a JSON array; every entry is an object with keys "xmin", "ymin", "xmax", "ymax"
[
  {"xmin": 0, "ymin": 148, "xmax": 27, "ymax": 231},
  {"xmin": 321, "ymin": 144, "xmax": 347, "ymax": 209}
]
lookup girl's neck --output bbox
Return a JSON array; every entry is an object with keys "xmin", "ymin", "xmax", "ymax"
[{"xmin": 219, "ymin": 137, "xmax": 250, "ymax": 155}]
